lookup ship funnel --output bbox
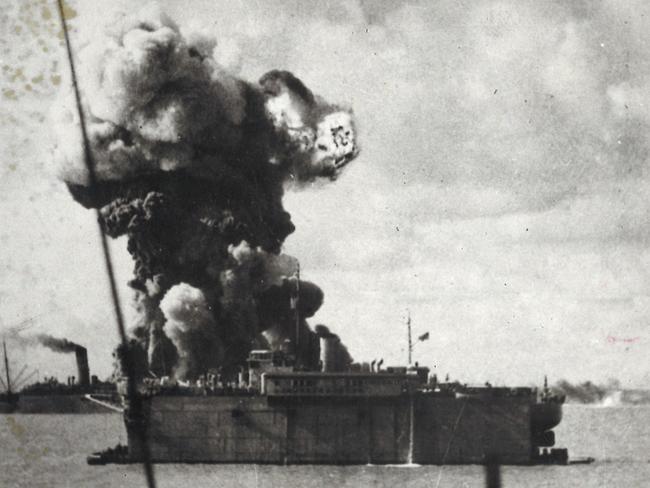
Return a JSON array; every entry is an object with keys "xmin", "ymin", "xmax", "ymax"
[
  {"xmin": 319, "ymin": 336, "xmax": 336, "ymax": 372},
  {"xmin": 75, "ymin": 346, "xmax": 90, "ymax": 387}
]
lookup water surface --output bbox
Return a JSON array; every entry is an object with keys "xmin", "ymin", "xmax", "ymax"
[{"xmin": 1, "ymin": 405, "xmax": 648, "ymax": 487}]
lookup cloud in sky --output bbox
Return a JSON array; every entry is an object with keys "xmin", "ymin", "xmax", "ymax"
[{"xmin": 1, "ymin": 0, "xmax": 649, "ymax": 386}]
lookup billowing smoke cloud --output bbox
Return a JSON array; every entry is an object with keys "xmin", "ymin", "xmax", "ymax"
[{"xmin": 53, "ymin": 4, "xmax": 359, "ymax": 379}]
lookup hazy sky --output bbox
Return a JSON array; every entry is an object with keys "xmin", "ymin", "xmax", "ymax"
[{"xmin": 1, "ymin": 0, "xmax": 649, "ymax": 387}]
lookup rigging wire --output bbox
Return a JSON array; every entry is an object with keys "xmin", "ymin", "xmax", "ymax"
[
  {"xmin": 10, "ymin": 364, "xmax": 29, "ymax": 387},
  {"xmin": 54, "ymin": 2, "xmax": 157, "ymax": 487},
  {"xmin": 13, "ymin": 369, "xmax": 39, "ymax": 392},
  {"xmin": 434, "ymin": 399, "xmax": 468, "ymax": 488}
]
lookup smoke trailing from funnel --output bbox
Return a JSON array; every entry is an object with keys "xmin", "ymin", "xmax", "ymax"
[
  {"xmin": 10, "ymin": 333, "xmax": 82, "ymax": 354},
  {"xmin": 37, "ymin": 334, "xmax": 82, "ymax": 353},
  {"xmin": 53, "ymin": 4, "xmax": 359, "ymax": 379},
  {"xmin": 8, "ymin": 333, "xmax": 90, "ymax": 386}
]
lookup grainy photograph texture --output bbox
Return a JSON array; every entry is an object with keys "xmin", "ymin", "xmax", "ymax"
[{"xmin": 1, "ymin": 1, "xmax": 649, "ymax": 487}]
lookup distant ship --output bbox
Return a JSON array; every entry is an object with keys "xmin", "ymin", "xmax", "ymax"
[
  {"xmin": 0, "ymin": 340, "xmax": 118, "ymax": 414},
  {"xmin": 91, "ymin": 327, "xmax": 569, "ymax": 465}
]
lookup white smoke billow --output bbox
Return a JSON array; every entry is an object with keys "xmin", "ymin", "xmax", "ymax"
[{"xmin": 160, "ymin": 283, "xmax": 222, "ymax": 379}]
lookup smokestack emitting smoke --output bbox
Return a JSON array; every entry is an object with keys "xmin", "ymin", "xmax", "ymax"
[
  {"xmin": 53, "ymin": 4, "xmax": 359, "ymax": 380},
  {"xmin": 12, "ymin": 334, "xmax": 90, "ymax": 386}
]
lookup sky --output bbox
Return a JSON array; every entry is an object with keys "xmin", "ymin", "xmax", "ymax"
[{"xmin": 0, "ymin": 0, "xmax": 649, "ymax": 388}]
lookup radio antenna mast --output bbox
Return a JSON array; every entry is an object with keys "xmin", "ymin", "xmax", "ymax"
[
  {"xmin": 294, "ymin": 262, "xmax": 301, "ymax": 365},
  {"xmin": 407, "ymin": 310, "xmax": 412, "ymax": 365}
]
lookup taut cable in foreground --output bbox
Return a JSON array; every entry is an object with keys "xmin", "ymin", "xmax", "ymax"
[{"xmin": 54, "ymin": 2, "xmax": 157, "ymax": 487}]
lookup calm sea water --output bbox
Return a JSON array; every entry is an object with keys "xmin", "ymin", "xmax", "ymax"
[{"xmin": 1, "ymin": 405, "xmax": 648, "ymax": 487}]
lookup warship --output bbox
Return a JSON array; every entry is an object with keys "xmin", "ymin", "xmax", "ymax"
[
  {"xmin": 90, "ymin": 322, "xmax": 568, "ymax": 466},
  {"xmin": 46, "ymin": 3, "xmax": 569, "ymax": 468}
]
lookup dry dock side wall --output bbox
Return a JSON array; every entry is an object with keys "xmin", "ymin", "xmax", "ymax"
[
  {"xmin": 130, "ymin": 394, "xmax": 532, "ymax": 464},
  {"xmin": 132, "ymin": 396, "xmax": 410, "ymax": 463},
  {"xmin": 414, "ymin": 396, "xmax": 533, "ymax": 464},
  {"xmin": 136, "ymin": 397, "xmax": 288, "ymax": 463},
  {"xmin": 284, "ymin": 398, "xmax": 410, "ymax": 464}
]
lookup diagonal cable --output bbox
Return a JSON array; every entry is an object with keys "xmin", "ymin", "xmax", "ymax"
[
  {"xmin": 434, "ymin": 399, "xmax": 468, "ymax": 488},
  {"xmin": 55, "ymin": 2, "xmax": 157, "ymax": 486}
]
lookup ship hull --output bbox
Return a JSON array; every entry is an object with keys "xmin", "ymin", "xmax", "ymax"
[
  {"xmin": 531, "ymin": 402, "xmax": 563, "ymax": 432},
  {"xmin": 0, "ymin": 401, "xmax": 18, "ymax": 414},
  {"xmin": 0, "ymin": 393, "xmax": 19, "ymax": 413},
  {"xmin": 125, "ymin": 393, "xmax": 538, "ymax": 465}
]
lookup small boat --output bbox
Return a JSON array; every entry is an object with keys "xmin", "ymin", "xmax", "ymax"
[
  {"xmin": 87, "ymin": 444, "xmax": 130, "ymax": 465},
  {"xmin": 569, "ymin": 457, "xmax": 596, "ymax": 465}
]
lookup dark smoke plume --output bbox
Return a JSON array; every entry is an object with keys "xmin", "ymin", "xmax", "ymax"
[
  {"xmin": 53, "ymin": 4, "xmax": 359, "ymax": 379},
  {"xmin": 37, "ymin": 334, "xmax": 82, "ymax": 353},
  {"xmin": 10, "ymin": 333, "xmax": 82, "ymax": 354}
]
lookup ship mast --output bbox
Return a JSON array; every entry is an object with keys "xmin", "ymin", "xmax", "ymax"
[
  {"xmin": 3, "ymin": 339, "xmax": 11, "ymax": 394},
  {"xmin": 407, "ymin": 311, "xmax": 412, "ymax": 365},
  {"xmin": 294, "ymin": 262, "xmax": 301, "ymax": 365}
]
